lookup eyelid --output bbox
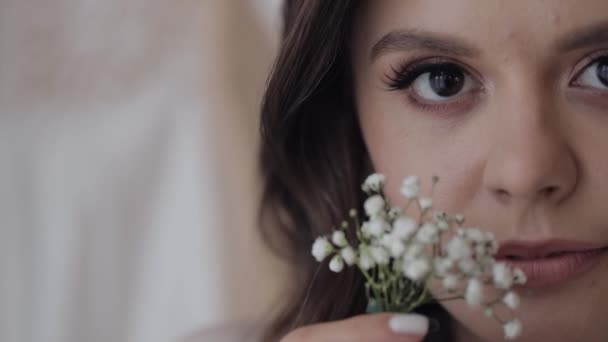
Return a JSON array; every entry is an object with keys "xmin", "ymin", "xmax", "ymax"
[
  {"xmin": 385, "ymin": 56, "xmax": 484, "ymax": 91},
  {"xmin": 569, "ymin": 49, "xmax": 608, "ymax": 85}
]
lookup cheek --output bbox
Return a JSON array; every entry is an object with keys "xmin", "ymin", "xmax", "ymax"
[{"xmin": 359, "ymin": 112, "xmax": 485, "ymax": 215}]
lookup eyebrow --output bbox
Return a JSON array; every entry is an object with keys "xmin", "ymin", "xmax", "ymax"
[
  {"xmin": 370, "ymin": 30, "xmax": 481, "ymax": 61},
  {"xmin": 556, "ymin": 21, "xmax": 608, "ymax": 52},
  {"xmin": 371, "ymin": 21, "xmax": 608, "ymax": 62}
]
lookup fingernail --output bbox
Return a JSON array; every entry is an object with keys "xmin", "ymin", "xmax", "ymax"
[{"xmin": 388, "ymin": 314, "xmax": 429, "ymax": 335}]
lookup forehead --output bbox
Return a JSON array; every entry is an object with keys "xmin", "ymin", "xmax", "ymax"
[{"xmin": 354, "ymin": 0, "xmax": 608, "ymax": 58}]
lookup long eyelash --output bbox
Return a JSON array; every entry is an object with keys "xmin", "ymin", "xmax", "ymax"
[
  {"xmin": 386, "ymin": 61, "xmax": 457, "ymax": 91},
  {"xmin": 386, "ymin": 63, "xmax": 433, "ymax": 91}
]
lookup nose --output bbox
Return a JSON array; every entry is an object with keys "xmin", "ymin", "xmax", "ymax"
[{"xmin": 482, "ymin": 96, "xmax": 578, "ymax": 207}]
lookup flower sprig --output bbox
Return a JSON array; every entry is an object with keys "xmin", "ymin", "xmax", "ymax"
[{"xmin": 311, "ymin": 174, "xmax": 527, "ymax": 340}]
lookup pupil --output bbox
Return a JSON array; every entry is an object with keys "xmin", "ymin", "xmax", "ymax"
[
  {"xmin": 430, "ymin": 65, "xmax": 465, "ymax": 97},
  {"xmin": 598, "ymin": 59, "xmax": 608, "ymax": 87}
]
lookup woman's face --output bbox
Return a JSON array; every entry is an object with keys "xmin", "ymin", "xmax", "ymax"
[{"xmin": 352, "ymin": 0, "xmax": 608, "ymax": 341}]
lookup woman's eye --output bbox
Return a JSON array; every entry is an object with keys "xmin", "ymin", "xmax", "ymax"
[
  {"xmin": 573, "ymin": 57, "xmax": 608, "ymax": 90},
  {"xmin": 388, "ymin": 62, "xmax": 479, "ymax": 104},
  {"xmin": 411, "ymin": 64, "xmax": 474, "ymax": 102}
]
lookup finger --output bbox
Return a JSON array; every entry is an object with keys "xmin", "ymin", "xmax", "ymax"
[{"xmin": 282, "ymin": 313, "xmax": 429, "ymax": 342}]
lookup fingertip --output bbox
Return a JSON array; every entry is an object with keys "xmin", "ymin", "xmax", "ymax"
[{"xmin": 388, "ymin": 313, "xmax": 429, "ymax": 337}]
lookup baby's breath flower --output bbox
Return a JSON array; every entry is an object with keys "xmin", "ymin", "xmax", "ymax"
[
  {"xmin": 416, "ymin": 223, "xmax": 439, "ymax": 244},
  {"xmin": 434, "ymin": 257, "xmax": 454, "ymax": 277},
  {"xmin": 329, "ymin": 255, "xmax": 344, "ymax": 273},
  {"xmin": 403, "ymin": 257, "xmax": 431, "ymax": 281},
  {"xmin": 392, "ymin": 215, "xmax": 418, "ymax": 240},
  {"xmin": 358, "ymin": 248, "xmax": 375, "ymax": 270},
  {"xmin": 418, "ymin": 197, "xmax": 433, "ymax": 211},
  {"xmin": 312, "ymin": 173, "xmax": 525, "ymax": 339},
  {"xmin": 401, "ymin": 175, "xmax": 421, "ymax": 199},
  {"xmin": 364, "ymin": 195, "xmax": 386, "ymax": 218},
  {"xmin": 458, "ymin": 257, "xmax": 478, "ymax": 275},
  {"xmin": 370, "ymin": 246, "xmax": 390, "ymax": 265},
  {"xmin": 362, "ymin": 173, "xmax": 386, "ymax": 193},
  {"xmin": 493, "ymin": 262, "xmax": 514, "ymax": 289},
  {"xmin": 367, "ymin": 217, "xmax": 390, "ymax": 237},
  {"xmin": 312, "ymin": 237, "xmax": 333, "ymax": 262},
  {"xmin": 513, "ymin": 268, "xmax": 528, "ymax": 285},
  {"xmin": 341, "ymin": 246, "xmax": 357, "ymax": 265},
  {"xmin": 465, "ymin": 228, "xmax": 485, "ymax": 243},
  {"xmin": 332, "ymin": 230, "xmax": 348, "ymax": 248},
  {"xmin": 403, "ymin": 242, "xmax": 425, "ymax": 261},
  {"xmin": 433, "ymin": 211, "xmax": 450, "ymax": 231},
  {"xmin": 445, "ymin": 236, "xmax": 473, "ymax": 261},
  {"xmin": 503, "ymin": 291, "xmax": 520, "ymax": 309},
  {"xmin": 388, "ymin": 239, "xmax": 406, "ymax": 258},
  {"xmin": 504, "ymin": 319, "xmax": 523, "ymax": 340},
  {"xmin": 465, "ymin": 278, "xmax": 484, "ymax": 307},
  {"xmin": 360, "ymin": 222, "xmax": 370, "ymax": 238},
  {"xmin": 387, "ymin": 207, "xmax": 403, "ymax": 220},
  {"xmin": 442, "ymin": 274, "xmax": 460, "ymax": 291}
]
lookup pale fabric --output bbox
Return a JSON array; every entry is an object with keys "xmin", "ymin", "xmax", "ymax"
[{"xmin": 0, "ymin": 1, "xmax": 287, "ymax": 342}]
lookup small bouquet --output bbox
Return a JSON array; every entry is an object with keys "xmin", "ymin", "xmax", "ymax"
[{"xmin": 312, "ymin": 174, "xmax": 527, "ymax": 340}]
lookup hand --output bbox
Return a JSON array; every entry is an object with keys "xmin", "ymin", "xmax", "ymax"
[{"xmin": 280, "ymin": 313, "xmax": 429, "ymax": 342}]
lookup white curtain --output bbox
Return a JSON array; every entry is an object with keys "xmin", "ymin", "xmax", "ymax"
[{"xmin": 0, "ymin": 1, "xmax": 286, "ymax": 342}]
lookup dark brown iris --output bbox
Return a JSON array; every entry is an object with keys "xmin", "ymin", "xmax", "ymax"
[
  {"xmin": 430, "ymin": 64, "xmax": 465, "ymax": 97},
  {"xmin": 598, "ymin": 58, "xmax": 608, "ymax": 87}
]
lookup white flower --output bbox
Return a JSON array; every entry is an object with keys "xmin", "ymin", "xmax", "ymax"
[
  {"xmin": 416, "ymin": 223, "xmax": 439, "ymax": 244},
  {"xmin": 370, "ymin": 246, "xmax": 390, "ymax": 265},
  {"xmin": 503, "ymin": 291, "xmax": 520, "ymax": 309},
  {"xmin": 388, "ymin": 207, "xmax": 403, "ymax": 219},
  {"xmin": 367, "ymin": 217, "xmax": 390, "ymax": 237},
  {"xmin": 401, "ymin": 176, "xmax": 421, "ymax": 199},
  {"xmin": 388, "ymin": 239, "xmax": 406, "ymax": 258},
  {"xmin": 433, "ymin": 211, "xmax": 450, "ymax": 231},
  {"xmin": 312, "ymin": 237, "xmax": 333, "ymax": 262},
  {"xmin": 458, "ymin": 257, "xmax": 477, "ymax": 275},
  {"xmin": 454, "ymin": 214, "xmax": 465, "ymax": 225},
  {"xmin": 364, "ymin": 195, "xmax": 386, "ymax": 218},
  {"xmin": 464, "ymin": 228, "xmax": 485, "ymax": 243},
  {"xmin": 485, "ymin": 237, "xmax": 499, "ymax": 256},
  {"xmin": 403, "ymin": 257, "xmax": 431, "ymax": 281},
  {"xmin": 484, "ymin": 307, "xmax": 494, "ymax": 318},
  {"xmin": 513, "ymin": 267, "xmax": 527, "ymax": 285},
  {"xmin": 360, "ymin": 222, "xmax": 370, "ymax": 238},
  {"xmin": 329, "ymin": 255, "xmax": 344, "ymax": 273},
  {"xmin": 445, "ymin": 236, "xmax": 473, "ymax": 261},
  {"xmin": 418, "ymin": 197, "xmax": 433, "ymax": 211},
  {"xmin": 362, "ymin": 173, "xmax": 386, "ymax": 193},
  {"xmin": 493, "ymin": 262, "xmax": 513, "ymax": 289},
  {"xmin": 341, "ymin": 246, "xmax": 356, "ymax": 265},
  {"xmin": 434, "ymin": 257, "xmax": 454, "ymax": 276},
  {"xmin": 503, "ymin": 319, "xmax": 523, "ymax": 340},
  {"xmin": 442, "ymin": 274, "xmax": 459, "ymax": 291},
  {"xmin": 358, "ymin": 249, "xmax": 375, "ymax": 270},
  {"xmin": 465, "ymin": 278, "xmax": 484, "ymax": 307},
  {"xmin": 392, "ymin": 215, "xmax": 418, "ymax": 240},
  {"xmin": 403, "ymin": 242, "xmax": 425, "ymax": 261},
  {"xmin": 332, "ymin": 230, "xmax": 348, "ymax": 248}
]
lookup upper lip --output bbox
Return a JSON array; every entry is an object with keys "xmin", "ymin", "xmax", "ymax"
[{"xmin": 495, "ymin": 239, "xmax": 607, "ymax": 260}]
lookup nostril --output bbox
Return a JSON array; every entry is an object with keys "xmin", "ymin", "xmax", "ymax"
[{"xmin": 542, "ymin": 186, "xmax": 558, "ymax": 197}]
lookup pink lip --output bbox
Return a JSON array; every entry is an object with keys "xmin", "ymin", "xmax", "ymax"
[{"xmin": 496, "ymin": 239, "xmax": 608, "ymax": 288}]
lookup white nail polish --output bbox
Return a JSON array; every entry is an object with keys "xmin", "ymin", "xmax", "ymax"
[{"xmin": 389, "ymin": 314, "xmax": 429, "ymax": 335}]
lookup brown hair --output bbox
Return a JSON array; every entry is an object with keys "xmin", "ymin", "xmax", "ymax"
[{"xmin": 259, "ymin": 1, "xmax": 452, "ymax": 341}]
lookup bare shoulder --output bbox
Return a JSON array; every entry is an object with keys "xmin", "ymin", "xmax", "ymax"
[{"xmin": 181, "ymin": 321, "xmax": 265, "ymax": 342}]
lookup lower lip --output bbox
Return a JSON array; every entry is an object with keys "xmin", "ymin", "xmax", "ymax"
[{"xmin": 498, "ymin": 248, "xmax": 608, "ymax": 288}]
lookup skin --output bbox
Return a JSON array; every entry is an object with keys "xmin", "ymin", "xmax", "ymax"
[
  {"xmin": 351, "ymin": 0, "xmax": 608, "ymax": 341},
  {"xmin": 281, "ymin": 0, "xmax": 608, "ymax": 341}
]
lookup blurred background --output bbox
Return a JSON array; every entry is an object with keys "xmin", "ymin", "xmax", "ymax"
[{"xmin": 0, "ymin": 1, "xmax": 288, "ymax": 341}]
